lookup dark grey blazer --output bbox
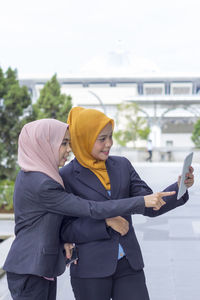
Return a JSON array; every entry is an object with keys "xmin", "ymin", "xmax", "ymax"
[
  {"xmin": 3, "ymin": 170, "xmax": 146, "ymax": 278},
  {"xmin": 60, "ymin": 156, "xmax": 189, "ymax": 278}
]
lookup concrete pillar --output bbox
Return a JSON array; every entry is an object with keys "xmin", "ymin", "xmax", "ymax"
[{"xmin": 149, "ymin": 124, "xmax": 161, "ymax": 147}]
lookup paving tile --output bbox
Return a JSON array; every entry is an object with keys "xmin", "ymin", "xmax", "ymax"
[
  {"xmin": 0, "ymin": 237, "xmax": 15, "ymax": 272},
  {"xmin": 0, "ymin": 221, "xmax": 14, "ymax": 239},
  {"xmin": 0, "ymin": 274, "xmax": 12, "ymax": 300},
  {"xmin": 192, "ymin": 221, "xmax": 200, "ymax": 237},
  {"xmin": 168, "ymin": 219, "xmax": 196, "ymax": 238}
]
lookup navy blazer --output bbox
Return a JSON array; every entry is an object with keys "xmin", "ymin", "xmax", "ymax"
[
  {"xmin": 3, "ymin": 170, "xmax": 147, "ymax": 277},
  {"xmin": 60, "ymin": 156, "xmax": 189, "ymax": 278}
]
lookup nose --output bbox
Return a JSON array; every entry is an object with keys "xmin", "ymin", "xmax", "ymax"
[
  {"xmin": 66, "ymin": 144, "xmax": 71, "ymax": 153},
  {"xmin": 105, "ymin": 138, "xmax": 112, "ymax": 148}
]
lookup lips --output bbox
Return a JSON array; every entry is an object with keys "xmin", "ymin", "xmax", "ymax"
[{"xmin": 102, "ymin": 151, "xmax": 109, "ymax": 155}]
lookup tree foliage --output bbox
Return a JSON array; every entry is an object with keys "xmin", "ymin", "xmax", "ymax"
[
  {"xmin": 114, "ymin": 102, "xmax": 150, "ymax": 147},
  {"xmin": 0, "ymin": 67, "xmax": 32, "ymax": 180},
  {"xmin": 33, "ymin": 74, "xmax": 72, "ymax": 122},
  {"xmin": 191, "ymin": 119, "xmax": 200, "ymax": 147}
]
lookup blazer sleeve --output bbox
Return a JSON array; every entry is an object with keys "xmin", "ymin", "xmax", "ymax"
[
  {"xmin": 60, "ymin": 217, "xmax": 110, "ymax": 244},
  {"xmin": 144, "ymin": 182, "xmax": 189, "ymax": 217},
  {"xmin": 127, "ymin": 158, "xmax": 189, "ymax": 217},
  {"xmin": 38, "ymin": 179, "xmax": 145, "ymax": 219}
]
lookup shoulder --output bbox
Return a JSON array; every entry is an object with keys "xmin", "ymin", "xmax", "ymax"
[
  {"xmin": 59, "ymin": 159, "xmax": 78, "ymax": 191},
  {"xmin": 107, "ymin": 156, "xmax": 136, "ymax": 175},
  {"xmin": 14, "ymin": 171, "xmax": 64, "ymax": 206},
  {"xmin": 19, "ymin": 171, "xmax": 63, "ymax": 192},
  {"xmin": 59, "ymin": 159, "xmax": 75, "ymax": 177},
  {"xmin": 16, "ymin": 170, "xmax": 52, "ymax": 185},
  {"xmin": 107, "ymin": 155, "xmax": 131, "ymax": 166}
]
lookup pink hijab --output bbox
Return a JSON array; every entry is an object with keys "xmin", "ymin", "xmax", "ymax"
[{"xmin": 18, "ymin": 119, "xmax": 68, "ymax": 187}]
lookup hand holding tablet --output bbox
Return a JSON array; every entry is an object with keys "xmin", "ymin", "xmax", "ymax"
[{"xmin": 177, "ymin": 152, "xmax": 193, "ymax": 200}]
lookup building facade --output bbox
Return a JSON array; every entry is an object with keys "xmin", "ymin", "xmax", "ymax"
[{"xmin": 20, "ymin": 74, "xmax": 200, "ymax": 152}]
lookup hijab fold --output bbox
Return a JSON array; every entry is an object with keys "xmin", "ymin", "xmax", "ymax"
[
  {"xmin": 67, "ymin": 107, "xmax": 114, "ymax": 190},
  {"xmin": 18, "ymin": 119, "xmax": 68, "ymax": 187}
]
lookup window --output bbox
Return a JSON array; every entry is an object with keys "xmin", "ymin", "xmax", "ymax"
[
  {"xmin": 170, "ymin": 83, "xmax": 192, "ymax": 95},
  {"xmin": 143, "ymin": 83, "xmax": 165, "ymax": 95}
]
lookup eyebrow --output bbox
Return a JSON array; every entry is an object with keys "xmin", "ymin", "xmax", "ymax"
[
  {"xmin": 98, "ymin": 132, "xmax": 113, "ymax": 138},
  {"xmin": 62, "ymin": 138, "xmax": 70, "ymax": 141}
]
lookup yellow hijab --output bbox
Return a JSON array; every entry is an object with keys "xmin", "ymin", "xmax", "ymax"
[{"xmin": 67, "ymin": 107, "xmax": 114, "ymax": 190}]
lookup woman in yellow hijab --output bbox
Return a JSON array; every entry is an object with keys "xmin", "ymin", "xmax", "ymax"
[
  {"xmin": 60, "ymin": 107, "xmax": 194, "ymax": 300},
  {"xmin": 67, "ymin": 106, "xmax": 114, "ymax": 190}
]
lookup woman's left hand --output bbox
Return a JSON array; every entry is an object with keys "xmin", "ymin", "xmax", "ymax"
[{"xmin": 178, "ymin": 166, "xmax": 194, "ymax": 189}]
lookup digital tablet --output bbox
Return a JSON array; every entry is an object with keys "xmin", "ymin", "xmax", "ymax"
[{"xmin": 177, "ymin": 152, "xmax": 193, "ymax": 200}]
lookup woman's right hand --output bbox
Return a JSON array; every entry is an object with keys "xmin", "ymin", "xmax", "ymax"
[
  {"xmin": 64, "ymin": 243, "xmax": 74, "ymax": 259},
  {"xmin": 144, "ymin": 191, "xmax": 176, "ymax": 211},
  {"xmin": 105, "ymin": 216, "xmax": 129, "ymax": 236},
  {"xmin": 64, "ymin": 243, "xmax": 77, "ymax": 266}
]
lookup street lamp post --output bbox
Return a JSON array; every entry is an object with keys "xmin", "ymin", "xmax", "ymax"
[{"xmin": 88, "ymin": 90, "xmax": 106, "ymax": 114}]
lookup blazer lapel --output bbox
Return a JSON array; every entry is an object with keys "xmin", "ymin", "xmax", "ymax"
[
  {"xmin": 106, "ymin": 158, "xmax": 121, "ymax": 199},
  {"xmin": 73, "ymin": 159, "xmax": 109, "ymax": 199}
]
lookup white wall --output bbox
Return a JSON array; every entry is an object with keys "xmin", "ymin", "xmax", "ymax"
[{"xmin": 161, "ymin": 133, "xmax": 194, "ymax": 148}]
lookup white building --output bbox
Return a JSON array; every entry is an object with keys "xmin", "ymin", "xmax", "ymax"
[{"xmin": 19, "ymin": 50, "xmax": 200, "ymax": 159}]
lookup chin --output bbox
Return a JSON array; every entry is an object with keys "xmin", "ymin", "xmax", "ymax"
[{"xmin": 100, "ymin": 156, "xmax": 108, "ymax": 161}]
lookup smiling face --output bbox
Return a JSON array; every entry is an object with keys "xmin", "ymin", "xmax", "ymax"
[
  {"xmin": 91, "ymin": 122, "xmax": 113, "ymax": 161},
  {"xmin": 59, "ymin": 129, "xmax": 71, "ymax": 167}
]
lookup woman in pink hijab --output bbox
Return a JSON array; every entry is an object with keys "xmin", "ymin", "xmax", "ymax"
[{"xmin": 3, "ymin": 118, "xmax": 175, "ymax": 300}]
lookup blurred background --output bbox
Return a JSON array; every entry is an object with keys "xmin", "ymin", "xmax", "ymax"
[{"xmin": 1, "ymin": 0, "xmax": 200, "ymax": 299}]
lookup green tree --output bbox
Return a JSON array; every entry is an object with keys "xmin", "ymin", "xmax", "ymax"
[
  {"xmin": 114, "ymin": 102, "xmax": 150, "ymax": 147},
  {"xmin": 33, "ymin": 74, "xmax": 72, "ymax": 122},
  {"xmin": 0, "ymin": 67, "xmax": 32, "ymax": 180},
  {"xmin": 191, "ymin": 119, "xmax": 200, "ymax": 147}
]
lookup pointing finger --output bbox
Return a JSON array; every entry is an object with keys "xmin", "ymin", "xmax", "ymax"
[{"xmin": 159, "ymin": 191, "xmax": 176, "ymax": 197}]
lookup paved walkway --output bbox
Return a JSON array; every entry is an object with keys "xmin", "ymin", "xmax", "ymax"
[
  {"xmin": 0, "ymin": 219, "xmax": 14, "ymax": 300},
  {"xmin": 1, "ymin": 162, "xmax": 200, "ymax": 300}
]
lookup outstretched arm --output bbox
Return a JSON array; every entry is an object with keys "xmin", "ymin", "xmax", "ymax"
[
  {"xmin": 127, "ymin": 157, "xmax": 194, "ymax": 218},
  {"xmin": 39, "ymin": 178, "xmax": 171, "ymax": 220},
  {"xmin": 144, "ymin": 166, "xmax": 194, "ymax": 217},
  {"xmin": 39, "ymin": 179, "xmax": 146, "ymax": 219}
]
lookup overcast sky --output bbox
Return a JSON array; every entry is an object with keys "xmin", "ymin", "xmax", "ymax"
[{"xmin": 1, "ymin": 0, "xmax": 200, "ymax": 78}]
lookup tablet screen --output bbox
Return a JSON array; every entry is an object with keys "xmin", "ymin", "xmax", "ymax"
[{"xmin": 177, "ymin": 152, "xmax": 193, "ymax": 200}]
